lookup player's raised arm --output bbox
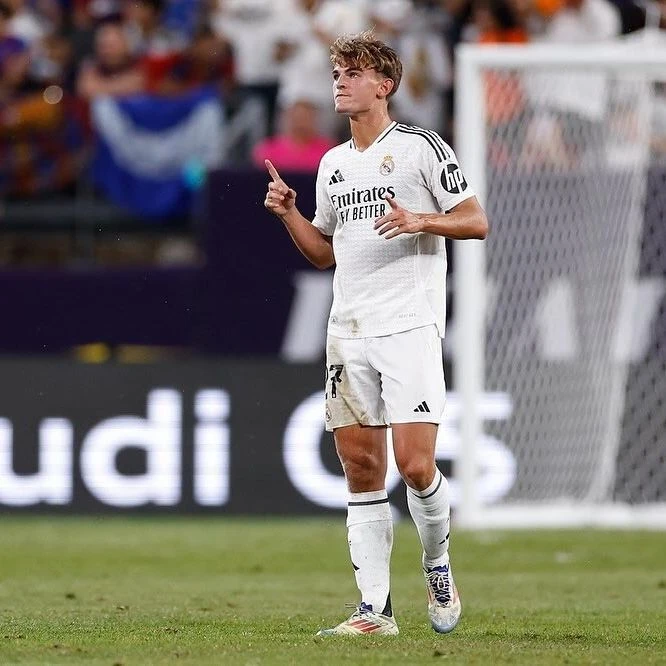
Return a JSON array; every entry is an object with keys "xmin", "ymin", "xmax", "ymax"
[{"xmin": 263, "ymin": 159, "xmax": 335, "ymax": 270}]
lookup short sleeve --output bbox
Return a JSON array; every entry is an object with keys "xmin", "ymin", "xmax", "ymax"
[
  {"xmin": 312, "ymin": 159, "xmax": 337, "ymax": 236},
  {"xmin": 421, "ymin": 134, "xmax": 475, "ymax": 213}
]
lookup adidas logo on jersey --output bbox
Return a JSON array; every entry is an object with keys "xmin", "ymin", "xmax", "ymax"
[
  {"xmin": 329, "ymin": 169, "xmax": 345, "ymax": 185},
  {"xmin": 414, "ymin": 401, "xmax": 430, "ymax": 413}
]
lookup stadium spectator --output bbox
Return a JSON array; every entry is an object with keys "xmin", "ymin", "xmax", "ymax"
[
  {"xmin": 212, "ymin": 0, "xmax": 294, "ymax": 137},
  {"xmin": 68, "ymin": 0, "xmax": 123, "ymax": 68},
  {"xmin": 0, "ymin": 0, "xmax": 29, "ymax": 101},
  {"xmin": 539, "ymin": 0, "xmax": 621, "ymax": 40},
  {"xmin": 472, "ymin": 0, "xmax": 530, "ymax": 41},
  {"xmin": 275, "ymin": 0, "xmax": 368, "ymax": 138},
  {"xmin": 5, "ymin": 0, "xmax": 49, "ymax": 45},
  {"xmin": 0, "ymin": 1, "xmax": 85, "ymax": 197},
  {"xmin": 364, "ymin": 0, "xmax": 413, "ymax": 46},
  {"xmin": 28, "ymin": 27, "xmax": 74, "ymax": 93},
  {"xmin": 158, "ymin": 23, "xmax": 234, "ymax": 96},
  {"xmin": 76, "ymin": 19, "xmax": 145, "ymax": 99},
  {"xmin": 383, "ymin": 0, "xmax": 454, "ymax": 138},
  {"xmin": 251, "ymin": 97, "xmax": 334, "ymax": 171},
  {"xmin": 123, "ymin": 0, "xmax": 186, "ymax": 91},
  {"xmin": 467, "ymin": 0, "xmax": 530, "ymax": 166}
]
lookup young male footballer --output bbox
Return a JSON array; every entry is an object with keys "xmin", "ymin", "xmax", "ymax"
[{"xmin": 263, "ymin": 31, "xmax": 488, "ymax": 636}]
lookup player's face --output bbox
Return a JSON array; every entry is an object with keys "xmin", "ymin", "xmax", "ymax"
[{"xmin": 332, "ymin": 65, "xmax": 389, "ymax": 115}]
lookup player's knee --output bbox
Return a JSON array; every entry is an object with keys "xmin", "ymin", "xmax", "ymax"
[{"xmin": 396, "ymin": 457, "xmax": 435, "ymax": 491}]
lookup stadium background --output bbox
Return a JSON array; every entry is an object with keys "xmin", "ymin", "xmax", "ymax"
[{"xmin": 1, "ymin": 0, "xmax": 664, "ymax": 516}]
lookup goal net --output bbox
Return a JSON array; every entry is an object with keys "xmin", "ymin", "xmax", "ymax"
[{"xmin": 453, "ymin": 43, "xmax": 666, "ymax": 528}]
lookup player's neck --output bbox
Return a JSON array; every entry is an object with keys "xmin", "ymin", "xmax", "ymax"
[{"xmin": 349, "ymin": 110, "xmax": 393, "ymax": 152}]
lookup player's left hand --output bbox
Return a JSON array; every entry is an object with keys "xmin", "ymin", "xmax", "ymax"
[{"xmin": 374, "ymin": 195, "xmax": 423, "ymax": 239}]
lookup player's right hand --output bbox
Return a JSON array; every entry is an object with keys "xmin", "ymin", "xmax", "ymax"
[{"xmin": 264, "ymin": 159, "xmax": 297, "ymax": 217}]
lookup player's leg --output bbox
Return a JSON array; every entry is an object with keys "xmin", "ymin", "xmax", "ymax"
[
  {"xmin": 392, "ymin": 422, "xmax": 450, "ymax": 569},
  {"xmin": 392, "ymin": 421, "xmax": 461, "ymax": 633},
  {"xmin": 336, "ymin": 423, "xmax": 394, "ymax": 617},
  {"xmin": 317, "ymin": 336, "xmax": 398, "ymax": 636},
  {"xmin": 369, "ymin": 325, "xmax": 461, "ymax": 633}
]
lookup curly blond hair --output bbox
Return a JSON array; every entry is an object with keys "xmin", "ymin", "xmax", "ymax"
[{"xmin": 330, "ymin": 31, "xmax": 402, "ymax": 99}]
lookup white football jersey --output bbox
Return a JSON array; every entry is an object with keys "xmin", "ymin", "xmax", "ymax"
[{"xmin": 312, "ymin": 121, "xmax": 475, "ymax": 339}]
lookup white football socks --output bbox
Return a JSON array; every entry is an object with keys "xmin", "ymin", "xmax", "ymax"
[
  {"xmin": 346, "ymin": 489, "xmax": 394, "ymax": 616},
  {"xmin": 406, "ymin": 470, "xmax": 451, "ymax": 570}
]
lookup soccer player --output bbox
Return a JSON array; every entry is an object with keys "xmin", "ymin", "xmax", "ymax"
[{"xmin": 263, "ymin": 31, "xmax": 488, "ymax": 636}]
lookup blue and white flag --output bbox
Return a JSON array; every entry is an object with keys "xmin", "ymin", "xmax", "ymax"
[{"xmin": 91, "ymin": 86, "xmax": 224, "ymax": 219}]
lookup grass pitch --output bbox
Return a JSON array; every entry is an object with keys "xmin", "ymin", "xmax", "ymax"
[{"xmin": 0, "ymin": 517, "xmax": 665, "ymax": 665}]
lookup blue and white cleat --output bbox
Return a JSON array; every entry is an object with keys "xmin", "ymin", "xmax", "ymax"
[
  {"xmin": 316, "ymin": 602, "xmax": 399, "ymax": 636},
  {"xmin": 424, "ymin": 561, "xmax": 462, "ymax": 633}
]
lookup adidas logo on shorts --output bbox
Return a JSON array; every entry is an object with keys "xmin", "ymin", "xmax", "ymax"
[{"xmin": 414, "ymin": 401, "xmax": 430, "ymax": 413}]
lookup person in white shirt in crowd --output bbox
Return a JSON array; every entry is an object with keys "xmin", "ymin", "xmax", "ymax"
[
  {"xmin": 540, "ymin": 0, "xmax": 621, "ymax": 40},
  {"xmin": 275, "ymin": 0, "xmax": 368, "ymax": 138},
  {"xmin": 6, "ymin": 0, "xmax": 49, "ymax": 45},
  {"xmin": 372, "ymin": 0, "xmax": 454, "ymax": 139},
  {"xmin": 213, "ymin": 0, "xmax": 298, "ymax": 136}
]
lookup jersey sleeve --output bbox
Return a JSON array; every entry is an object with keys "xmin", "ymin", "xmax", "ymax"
[
  {"xmin": 421, "ymin": 134, "xmax": 475, "ymax": 212},
  {"xmin": 311, "ymin": 158, "xmax": 337, "ymax": 236}
]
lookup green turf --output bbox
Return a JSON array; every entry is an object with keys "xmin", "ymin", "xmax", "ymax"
[{"xmin": 0, "ymin": 517, "xmax": 665, "ymax": 665}]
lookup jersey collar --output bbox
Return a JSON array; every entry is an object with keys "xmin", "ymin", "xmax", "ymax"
[{"xmin": 349, "ymin": 121, "xmax": 397, "ymax": 153}]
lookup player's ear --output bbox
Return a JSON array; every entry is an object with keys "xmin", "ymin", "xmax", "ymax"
[{"xmin": 378, "ymin": 76, "xmax": 395, "ymax": 100}]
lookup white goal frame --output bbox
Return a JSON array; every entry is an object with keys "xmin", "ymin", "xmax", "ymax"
[{"xmin": 453, "ymin": 42, "xmax": 666, "ymax": 529}]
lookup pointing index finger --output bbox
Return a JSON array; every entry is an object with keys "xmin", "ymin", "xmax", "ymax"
[{"xmin": 265, "ymin": 159, "xmax": 283, "ymax": 184}]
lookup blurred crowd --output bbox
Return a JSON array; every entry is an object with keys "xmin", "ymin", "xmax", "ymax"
[{"xmin": 0, "ymin": 0, "xmax": 664, "ymax": 204}]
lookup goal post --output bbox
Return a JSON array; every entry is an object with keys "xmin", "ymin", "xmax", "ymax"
[{"xmin": 453, "ymin": 42, "xmax": 666, "ymax": 529}]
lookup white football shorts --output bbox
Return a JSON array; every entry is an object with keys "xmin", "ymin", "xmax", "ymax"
[{"xmin": 324, "ymin": 324, "xmax": 446, "ymax": 432}]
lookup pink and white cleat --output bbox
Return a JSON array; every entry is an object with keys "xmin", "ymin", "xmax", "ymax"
[{"xmin": 316, "ymin": 602, "xmax": 399, "ymax": 636}]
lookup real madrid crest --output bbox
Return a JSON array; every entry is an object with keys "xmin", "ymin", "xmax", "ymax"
[{"xmin": 379, "ymin": 155, "xmax": 395, "ymax": 176}]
